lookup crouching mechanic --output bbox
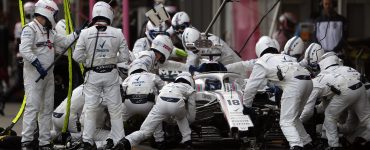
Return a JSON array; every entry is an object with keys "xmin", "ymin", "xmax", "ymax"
[
  {"xmin": 300, "ymin": 53, "xmax": 370, "ymax": 149},
  {"xmin": 242, "ymin": 36, "xmax": 313, "ymax": 150},
  {"xmin": 114, "ymin": 72, "xmax": 196, "ymax": 150},
  {"xmin": 19, "ymin": 0, "xmax": 80, "ymax": 149},
  {"xmin": 73, "ymin": 1, "xmax": 130, "ymax": 149},
  {"xmin": 121, "ymin": 63, "xmax": 166, "ymax": 147}
]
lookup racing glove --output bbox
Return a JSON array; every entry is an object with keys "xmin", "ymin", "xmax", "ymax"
[
  {"xmin": 31, "ymin": 58, "xmax": 47, "ymax": 80},
  {"xmin": 243, "ymin": 105, "xmax": 255, "ymax": 116},
  {"xmin": 189, "ymin": 65, "xmax": 198, "ymax": 73},
  {"xmin": 75, "ymin": 20, "xmax": 90, "ymax": 35}
]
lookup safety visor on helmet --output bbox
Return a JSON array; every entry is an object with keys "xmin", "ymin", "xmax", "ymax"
[
  {"xmin": 173, "ymin": 22, "xmax": 190, "ymax": 33},
  {"xmin": 149, "ymin": 30, "xmax": 168, "ymax": 40}
]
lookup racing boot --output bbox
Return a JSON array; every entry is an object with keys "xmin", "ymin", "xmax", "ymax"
[
  {"xmin": 103, "ymin": 138, "xmax": 114, "ymax": 150},
  {"xmin": 113, "ymin": 138, "xmax": 131, "ymax": 150},
  {"xmin": 39, "ymin": 144, "xmax": 53, "ymax": 150},
  {"xmin": 156, "ymin": 141, "xmax": 167, "ymax": 150},
  {"xmin": 21, "ymin": 141, "xmax": 38, "ymax": 150},
  {"xmin": 290, "ymin": 146, "xmax": 303, "ymax": 150},
  {"xmin": 184, "ymin": 140, "xmax": 192, "ymax": 150}
]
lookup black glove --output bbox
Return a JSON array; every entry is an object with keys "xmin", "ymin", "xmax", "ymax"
[
  {"xmin": 243, "ymin": 105, "xmax": 255, "ymax": 115},
  {"xmin": 31, "ymin": 59, "xmax": 47, "ymax": 80},
  {"xmin": 75, "ymin": 20, "xmax": 90, "ymax": 35},
  {"xmin": 189, "ymin": 65, "xmax": 198, "ymax": 73}
]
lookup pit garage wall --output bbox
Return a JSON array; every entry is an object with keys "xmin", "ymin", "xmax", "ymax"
[{"xmin": 232, "ymin": 0, "xmax": 260, "ymax": 60}]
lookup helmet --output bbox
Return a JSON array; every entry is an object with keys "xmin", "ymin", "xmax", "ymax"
[
  {"xmin": 318, "ymin": 52, "xmax": 340, "ymax": 70},
  {"xmin": 304, "ymin": 43, "xmax": 325, "ymax": 66},
  {"xmin": 278, "ymin": 12, "xmax": 297, "ymax": 31},
  {"xmin": 145, "ymin": 21, "xmax": 169, "ymax": 41},
  {"xmin": 171, "ymin": 12, "xmax": 191, "ymax": 34},
  {"xmin": 55, "ymin": 19, "xmax": 66, "ymax": 35},
  {"xmin": 92, "ymin": 1, "xmax": 114, "ymax": 25},
  {"xmin": 255, "ymin": 36, "xmax": 279, "ymax": 58},
  {"xmin": 175, "ymin": 72, "xmax": 194, "ymax": 88},
  {"xmin": 284, "ymin": 36, "xmax": 304, "ymax": 57},
  {"xmin": 24, "ymin": 2, "xmax": 35, "ymax": 17},
  {"xmin": 181, "ymin": 28, "xmax": 200, "ymax": 51},
  {"xmin": 128, "ymin": 62, "xmax": 148, "ymax": 75},
  {"xmin": 35, "ymin": 0, "xmax": 59, "ymax": 28},
  {"xmin": 151, "ymin": 35, "xmax": 174, "ymax": 63}
]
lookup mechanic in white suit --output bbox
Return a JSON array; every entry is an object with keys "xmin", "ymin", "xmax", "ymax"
[
  {"xmin": 132, "ymin": 35, "xmax": 192, "ymax": 74},
  {"xmin": 19, "ymin": 0, "xmax": 79, "ymax": 149},
  {"xmin": 299, "ymin": 43, "xmax": 325, "ymax": 77},
  {"xmin": 121, "ymin": 63, "xmax": 166, "ymax": 147},
  {"xmin": 51, "ymin": 85, "xmax": 110, "ymax": 146},
  {"xmin": 132, "ymin": 21, "xmax": 168, "ymax": 56},
  {"xmin": 172, "ymin": 12, "xmax": 241, "ymax": 66},
  {"xmin": 115, "ymin": 72, "xmax": 196, "ymax": 150},
  {"xmin": 73, "ymin": 1, "xmax": 130, "ymax": 149},
  {"xmin": 300, "ymin": 53, "xmax": 370, "ymax": 149},
  {"xmin": 242, "ymin": 36, "xmax": 313, "ymax": 150}
]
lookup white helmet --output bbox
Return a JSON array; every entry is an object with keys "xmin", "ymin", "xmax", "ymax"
[
  {"xmin": 318, "ymin": 52, "xmax": 340, "ymax": 70},
  {"xmin": 55, "ymin": 19, "xmax": 66, "ymax": 35},
  {"xmin": 175, "ymin": 72, "xmax": 194, "ymax": 88},
  {"xmin": 151, "ymin": 35, "xmax": 174, "ymax": 63},
  {"xmin": 24, "ymin": 2, "xmax": 35, "ymax": 18},
  {"xmin": 284, "ymin": 36, "xmax": 304, "ymax": 57},
  {"xmin": 255, "ymin": 36, "xmax": 279, "ymax": 58},
  {"xmin": 92, "ymin": 1, "xmax": 114, "ymax": 25},
  {"xmin": 35, "ymin": 0, "xmax": 59, "ymax": 28},
  {"xmin": 181, "ymin": 27, "xmax": 200, "ymax": 51},
  {"xmin": 145, "ymin": 21, "xmax": 169, "ymax": 41},
  {"xmin": 171, "ymin": 12, "xmax": 191, "ymax": 34},
  {"xmin": 304, "ymin": 43, "xmax": 325, "ymax": 66},
  {"xmin": 128, "ymin": 62, "xmax": 148, "ymax": 75}
]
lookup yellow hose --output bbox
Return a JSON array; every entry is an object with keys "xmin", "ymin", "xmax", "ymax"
[{"xmin": 62, "ymin": 0, "xmax": 74, "ymax": 133}]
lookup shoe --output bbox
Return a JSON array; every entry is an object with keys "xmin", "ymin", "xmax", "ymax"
[
  {"xmin": 39, "ymin": 144, "xmax": 53, "ymax": 150},
  {"xmin": 290, "ymin": 146, "xmax": 303, "ymax": 150},
  {"xmin": 77, "ymin": 142, "xmax": 97, "ymax": 150},
  {"xmin": 104, "ymin": 139, "xmax": 114, "ymax": 150},
  {"xmin": 156, "ymin": 141, "xmax": 167, "ymax": 150},
  {"xmin": 303, "ymin": 142, "xmax": 314, "ymax": 150},
  {"xmin": 113, "ymin": 138, "xmax": 131, "ymax": 150},
  {"xmin": 21, "ymin": 141, "xmax": 38, "ymax": 150},
  {"xmin": 184, "ymin": 140, "xmax": 192, "ymax": 150}
]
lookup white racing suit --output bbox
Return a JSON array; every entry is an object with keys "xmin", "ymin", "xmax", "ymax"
[
  {"xmin": 186, "ymin": 34, "xmax": 242, "ymax": 67},
  {"xmin": 225, "ymin": 59, "xmax": 256, "ymax": 77},
  {"xmin": 121, "ymin": 72, "xmax": 165, "ymax": 142},
  {"xmin": 51, "ymin": 85, "xmax": 109, "ymax": 146},
  {"xmin": 125, "ymin": 82, "xmax": 196, "ymax": 147},
  {"xmin": 132, "ymin": 37, "xmax": 151, "ymax": 55},
  {"xmin": 243, "ymin": 54, "xmax": 313, "ymax": 147},
  {"xmin": 300, "ymin": 65, "xmax": 362, "ymax": 122},
  {"xmin": 19, "ymin": 19, "xmax": 77, "ymax": 146},
  {"xmin": 300, "ymin": 68, "xmax": 370, "ymax": 147},
  {"xmin": 73, "ymin": 22, "xmax": 130, "ymax": 145},
  {"xmin": 52, "ymin": 85, "xmax": 85, "ymax": 134}
]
